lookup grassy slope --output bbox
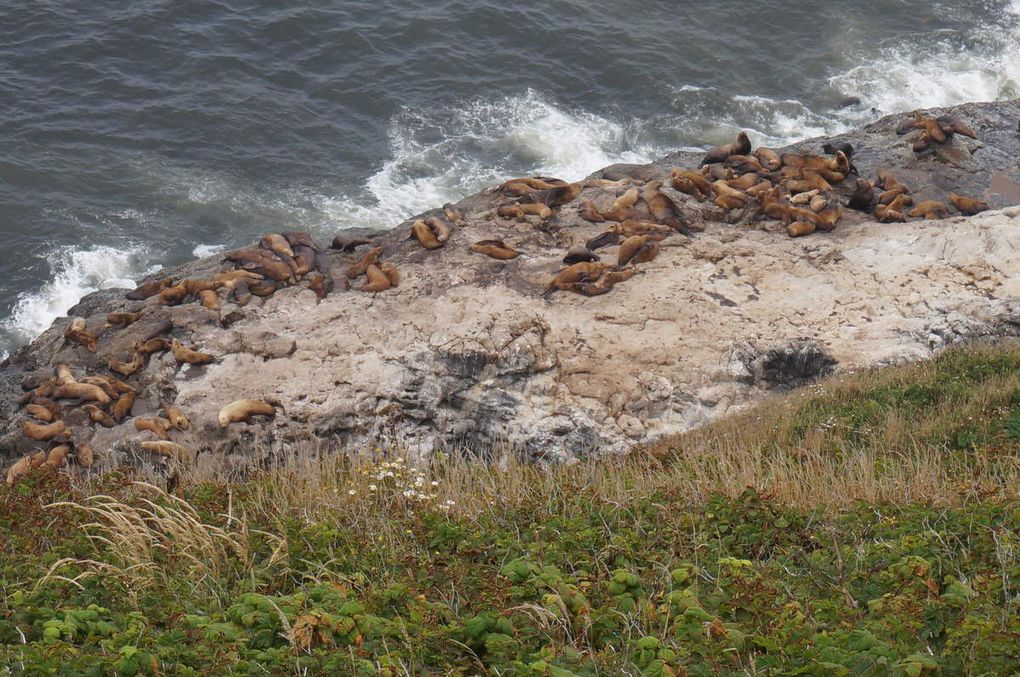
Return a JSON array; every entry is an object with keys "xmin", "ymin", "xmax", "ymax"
[{"xmin": 1, "ymin": 343, "xmax": 1019, "ymax": 675}]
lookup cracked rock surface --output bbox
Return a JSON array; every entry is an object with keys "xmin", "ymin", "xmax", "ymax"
[{"xmin": 2, "ymin": 101, "xmax": 1020, "ymax": 471}]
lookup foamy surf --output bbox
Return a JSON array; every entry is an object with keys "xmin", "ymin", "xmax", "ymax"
[{"xmin": 0, "ymin": 245, "xmax": 156, "ymax": 359}]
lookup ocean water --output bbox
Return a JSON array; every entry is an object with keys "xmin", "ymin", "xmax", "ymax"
[{"xmin": 1, "ymin": 0, "xmax": 1019, "ymax": 359}]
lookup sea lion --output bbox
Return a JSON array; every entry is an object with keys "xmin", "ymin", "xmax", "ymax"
[
  {"xmin": 23, "ymin": 420, "xmax": 66, "ymax": 441},
  {"xmin": 361, "ymin": 265, "xmax": 392, "ymax": 293},
  {"xmin": 165, "ymin": 406, "xmax": 190, "ymax": 431},
  {"xmin": 45, "ymin": 445, "xmax": 70, "ymax": 469},
  {"xmin": 75, "ymin": 443, "xmax": 94, "ymax": 469},
  {"xmin": 609, "ymin": 220, "xmax": 674, "ymax": 239},
  {"xmin": 563, "ymin": 246, "xmax": 599, "ymax": 264},
  {"xmin": 249, "ymin": 280, "xmax": 279, "ymax": 297},
  {"xmin": 936, "ymin": 115, "xmax": 977, "ymax": 139},
  {"xmin": 331, "ymin": 235, "xmax": 373, "ymax": 251},
  {"xmin": 226, "ymin": 249, "xmax": 294, "ymax": 283},
  {"xmin": 671, "ymin": 169, "xmax": 714, "ymax": 200},
  {"xmin": 55, "ymin": 363, "xmax": 76, "ymax": 385},
  {"xmin": 211, "ymin": 269, "xmax": 263, "ymax": 286},
  {"xmin": 568, "ymin": 268, "xmax": 639, "ymax": 296},
  {"xmin": 642, "ymin": 180, "xmax": 679, "ymax": 225},
  {"xmin": 83, "ymin": 375, "xmax": 133, "ymax": 396},
  {"xmin": 134, "ymin": 337, "xmax": 171, "ymax": 355},
  {"xmin": 218, "ymin": 399, "xmax": 276, "ymax": 427},
  {"xmin": 53, "ymin": 382, "xmax": 110, "ymax": 406},
  {"xmin": 140, "ymin": 441, "xmax": 193, "ymax": 463},
  {"xmin": 82, "ymin": 404, "xmax": 116, "ymax": 428},
  {"xmin": 524, "ymin": 182, "xmax": 581, "ymax": 207},
  {"xmin": 500, "ymin": 177, "xmax": 567, "ymax": 194},
  {"xmin": 714, "ymin": 194, "xmax": 746, "ymax": 210},
  {"xmin": 948, "ymin": 192, "xmax": 990, "ymax": 215},
  {"xmin": 346, "ymin": 247, "xmax": 383, "ymax": 279},
  {"xmin": 25, "ymin": 403, "xmax": 54, "ymax": 423},
  {"xmin": 877, "ymin": 187, "xmax": 909, "ymax": 205},
  {"xmin": 753, "ymin": 147, "xmax": 782, "ymax": 171},
  {"xmin": 610, "ymin": 187, "xmax": 640, "ymax": 213},
  {"xmin": 787, "ymin": 207, "xmax": 820, "ymax": 226},
  {"xmin": 821, "ymin": 141, "xmax": 854, "ymax": 159},
  {"xmin": 260, "ymin": 233, "xmax": 295, "ymax": 258},
  {"xmin": 411, "ymin": 220, "xmax": 443, "ymax": 249},
  {"xmin": 126, "ymin": 278, "xmax": 174, "ymax": 301},
  {"xmin": 64, "ymin": 318, "xmax": 98, "ymax": 352},
  {"xmin": 425, "ymin": 216, "xmax": 452, "ymax": 243},
  {"xmin": 198, "ymin": 289, "xmax": 220, "ymax": 311},
  {"xmin": 909, "ymin": 200, "xmax": 952, "ymax": 219},
  {"xmin": 887, "ymin": 193, "xmax": 913, "ymax": 213},
  {"xmin": 543, "ymin": 262, "xmax": 613, "ymax": 297},
  {"xmin": 158, "ymin": 282, "xmax": 191, "ymax": 306},
  {"xmin": 724, "ymin": 173, "xmax": 761, "ymax": 191},
  {"xmin": 171, "ymin": 339, "xmax": 216, "ymax": 366},
  {"xmin": 847, "ymin": 178, "xmax": 875, "ymax": 212},
  {"xmin": 283, "ymin": 232, "xmax": 319, "ymax": 251},
  {"xmin": 5, "ymin": 452, "xmax": 46, "ymax": 486},
  {"xmin": 725, "ymin": 154, "xmax": 766, "ymax": 174},
  {"xmin": 29, "ymin": 397, "xmax": 61, "ymax": 420},
  {"xmin": 790, "ymin": 189, "xmax": 819, "ymax": 205},
  {"xmin": 107, "ymin": 353, "xmax": 145, "ymax": 378},
  {"xmin": 787, "ymin": 221, "xmax": 816, "ymax": 238},
  {"xmin": 874, "ymin": 203, "xmax": 906, "ymax": 223},
  {"xmin": 579, "ymin": 201, "xmax": 604, "ymax": 222},
  {"xmin": 701, "ymin": 131, "xmax": 751, "ymax": 166},
  {"xmin": 305, "ymin": 273, "xmax": 332, "ymax": 300},
  {"xmin": 291, "ymin": 246, "xmax": 317, "ymax": 277},
  {"xmin": 586, "ymin": 231, "xmax": 622, "ymax": 251},
  {"xmin": 379, "ymin": 263, "xmax": 400, "ymax": 287},
  {"xmin": 111, "ymin": 392, "xmax": 135, "ymax": 423},
  {"xmin": 135, "ymin": 417, "xmax": 172, "ymax": 440},
  {"xmin": 809, "ymin": 194, "xmax": 828, "ymax": 213},
  {"xmin": 232, "ymin": 280, "xmax": 253, "ymax": 305},
  {"xmin": 470, "ymin": 240, "xmax": 520, "ymax": 260},
  {"xmin": 106, "ymin": 311, "xmax": 143, "ymax": 327},
  {"xmin": 617, "ymin": 235, "xmax": 659, "ymax": 267},
  {"xmin": 443, "ymin": 203, "xmax": 465, "ymax": 224},
  {"xmin": 816, "ymin": 206, "xmax": 843, "ymax": 231},
  {"xmin": 497, "ymin": 203, "xmax": 553, "ymax": 220}
]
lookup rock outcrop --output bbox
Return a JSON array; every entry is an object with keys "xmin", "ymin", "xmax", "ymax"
[{"xmin": 2, "ymin": 100, "xmax": 1020, "ymax": 475}]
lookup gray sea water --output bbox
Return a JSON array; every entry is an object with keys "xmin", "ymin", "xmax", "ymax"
[{"xmin": 2, "ymin": 0, "xmax": 1019, "ymax": 358}]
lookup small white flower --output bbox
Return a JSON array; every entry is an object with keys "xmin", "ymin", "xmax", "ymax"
[
  {"xmin": 444, "ymin": 499, "xmax": 456, "ymax": 506},
  {"xmin": 430, "ymin": 480, "xmax": 439, "ymax": 487},
  {"xmin": 369, "ymin": 484, "xmax": 378, "ymax": 491},
  {"xmin": 348, "ymin": 489, "xmax": 356, "ymax": 496}
]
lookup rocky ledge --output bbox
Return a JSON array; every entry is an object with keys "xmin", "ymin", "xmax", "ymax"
[{"xmin": 2, "ymin": 100, "xmax": 1020, "ymax": 479}]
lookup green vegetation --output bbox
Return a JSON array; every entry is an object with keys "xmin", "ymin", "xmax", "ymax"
[{"xmin": 2, "ymin": 343, "xmax": 1019, "ymax": 674}]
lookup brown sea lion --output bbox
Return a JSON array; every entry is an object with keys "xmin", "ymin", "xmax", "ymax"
[
  {"xmin": 232, "ymin": 280, "xmax": 252, "ymax": 305},
  {"xmin": 937, "ymin": 115, "xmax": 977, "ymax": 139},
  {"xmin": 411, "ymin": 220, "xmax": 442, "ymax": 249},
  {"xmin": 500, "ymin": 177, "xmax": 567, "ymax": 194},
  {"xmin": 579, "ymin": 201, "xmax": 605, "ymax": 222},
  {"xmin": 671, "ymin": 169, "xmax": 714, "ymax": 199},
  {"xmin": 787, "ymin": 221, "xmax": 816, "ymax": 238},
  {"xmin": 948, "ymin": 192, "xmax": 991, "ymax": 215},
  {"xmin": 74, "ymin": 443, "xmax": 94, "ymax": 469},
  {"xmin": 330, "ymin": 235, "xmax": 373, "ymax": 251},
  {"xmin": 165, "ymin": 406, "xmax": 190, "ymax": 431},
  {"xmin": 30, "ymin": 397, "xmax": 62, "ymax": 420},
  {"xmin": 218, "ymin": 399, "xmax": 276, "ymax": 427},
  {"xmin": 126, "ymin": 277, "xmax": 173, "ymax": 301},
  {"xmin": 283, "ymin": 232, "xmax": 320, "ymax": 251},
  {"xmin": 82, "ymin": 404, "xmax": 116, "ymax": 428},
  {"xmin": 753, "ymin": 147, "xmax": 782, "ymax": 171},
  {"xmin": 5, "ymin": 452, "xmax": 47, "ymax": 486},
  {"xmin": 847, "ymin": 178, "xmax": 875, "ymax": 212},
  {"xmin": 524, "ymin": 182, "xmax": 581, "ymax": 207},
  {"xmin": 379, "ymin": 263, "xmax": 400, "ymax": 287},
  {"xmin": 135, "ymin": 417, "xmax": 172, "ymax": 440},
  {"xmin": 586, "ymin": 231, "xmax": 622, "ymax": 251},
  {"xmin": 642, "ymin": 180, "xmax": 679, "ymax": 225},
  {"xmin": 83, "ymin": 375, "xmax": 133, "ymax": 396},
  {"xmin": 442, "ymin": 203, "xmax": 465, "ymax": 224},
  {"xmin": 725, "ymin": 154, "xmax": 766, "ymax": 174},
  {"xmin": 64, "ymin": 318, "xmax": 98, "ymax": 352},
  {"xmin": 543, "ymin": 262, "xmax": 613, "ymax": 297},
  {"xmin": 563, "ymin": 246, "xmax": 600, "ymax": 264},
  {"xmin": 909, "ymin": 200, "xmax": 952, "ymax": 219},
  {"xmin": 260, "ymin": 233, "xmax": 295, "ymax": 258},
  {"xmin": 134, "ymin": 337, "xmax": 171, "ymax": 355},
  {"xmin": 171, "ymin": 339, "xmax": 216, "ymax": 366},
  {"xmin": 53, "ymin": 382, "xmax": 110, "ymax": 406},
  {"xmin": 108, "ymin": 353, "xmax": 145, "ymax": 378},
  {"xmin": 617, "ymin": 235, "xmax": 659, "ymax": 267},
  {"xmin": 198, "ymin": 289, "xmax": 220, "ymax": 311},
  {"xmin": 45, "ymin": 445, "xmax": 70, "ymax": 469},
  {"xmin": 610, "ymin": 187, "xmax": 640, "ymax": 212},
  {"xmin": 23, "ymin": 420, "xmax": 66, "ymax": 441},
  {"xmin": 25, "ymin": 403, "xmax": 54, "ymax": 423},
  {"xmin": 609, "ymin": 220, "xmax": 674, "ymax": 239},
  {"xmin": 111, "ymin": 392, "xmax": 135, "ymax": 423},
  {"xmin": 291, "ymin": 246, "xmax": 317, "ymax": 277},
  {"xmin": 106, "ymin": 311, "xmax": 143, "ymax": 328},
  {"xmin": 361, "ymin": 265, "xmax": 392, "ymax": 292},
  {"xmin": 346, "ymin": 247, "xmax": 383, "ymax": 279},
  {"xmin": 874, "ymin": 203, "xmax": 906, "ymax": 223},
  {"xmin": 140, "ymin": 441, "xmax": 194, "ymax": 463},
  {"xmin": 816, "ymin": 206, "xmax": 843, "ymax": 231},
  {"xmin": 701, "ymin": 131, "xmax": 751, "ymax": 165},
  {"xmin": 305, "ymin": 273, "xmax": 332, "ymax": 300},
  {"xmin": 470, "ymin": 240, "xmax": 520, "ymax": 260},
  {"xmin": 567, "ymin": 268, "xmax": 639, "ymax": 297},
  {"xmin": 249, "ymin": 280, "xmax": 279, "ymax": 297}
]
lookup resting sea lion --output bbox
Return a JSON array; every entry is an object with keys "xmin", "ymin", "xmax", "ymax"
[
  {"xmin": 64, "ymin": 318, "xmax": 98, "ymax": 352},
  {"xmin": 379, "ymin": 263, "xmax": 400, "ymax": 287},
  {"xmin": 586, "ymin": 231, "xmax": 622, "ymax": 251},
  {"xmin": 53, "ymin": 383, "xmax": 110, "ymax": 405},
  {"xmin": 948, "ymin": 192, "xmax": 990, "ymax": 215},
  {"xmin": 346, "ymin": 247, "xmax": 383, "ymax": 279},
  {"xmin": 260, "ymin": 233, "xmax": 294, "ymax": 258},
  {"xmin": 443, "ymin": 203, "xmax": 465, "ymax": 224},
  {"xmin": 787, "ymin": 221, "xmax": 816, "ymax": 238},
  {"xmin": 361, "ymin": 265, "xmax": 392, "ymax": 292},
  {"xmin": 218, "ymin": 399, "xmax": 276, "ymax": 427},
  {"xmin": 753, "ymin": 147, "xmax": 782, "ymax": 171},
  {"xmin": 25, "ymin": 403, "xmax": 54, "ymax": 423},
  {"xmin": 171, "ymin": 339, "xmax": 216, "ymax": 366},
  {"xmin": 165, "ymin": 406, "xmax": 190, "ymax": 431},
  {"xmin": 23, "ymin": 420, "xmax": 66, "ymax": 441},
  {"xmin": 135, "ymin": 417, "xmax": 172, "ymax": 440},
  {"xmin": 111, "ymin": 392, "xmax": 135, "ymax": 423},
  {"xmin": 82, "ymin": 404, "xmax": 115, "ymax": 428},
  {"xmin": 470, "ymin": 240, "xmax": 520, "ymax": 260},
  {"xmin": 6, "ymin": 452, "xmax": 46, "ymax": 486},
  {"xmin": 140, "ymin": 441, "xmax": 193, "ymax": 463},
  {"xmin": 106, "ymin": 311, "xmax": 143, "ymax": 327},
  {"xmin": 283, "ymin": 232, "xmax": 319, "ymax": 251},
  {"xmin": 411, "ymin": 220, "xmax": 442, "ymax": 249},
  {"xmin": 126, "ymin": 278, "xmax": 173, "ymax": 301},
  {"xmin": 543, "ymin": 262, "xmax": 613, "ymax": 297},
  {"xmin": 563, "ymin": 246, "xmax": 599, "ymax": 264},
  {"xmin": 617, "ymin": 235, "xmax": 659, "ymax": 266},
  {"xmin": 135, "ymin": 337, "xmax": 171, "ymax": 355},
  {"xmin": 909, "ymin": 200, "xmax": 951, "ymax": 219},
  {"xmin": 579, "ymin": 201, "xmax": 604, "ymax": 222},
  {"xmin": 108, "ymin": 353, "xmax": 145, "ymax": 378}
]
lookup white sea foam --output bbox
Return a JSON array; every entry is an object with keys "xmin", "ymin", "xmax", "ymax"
[
  {"xmin": 192, "ymin": 243, "xmax": 227, "ymax": 258},
  {"xmin": 320, "ymin": 90, "xmax": 651, "ymax": 230},
  {"xmin": 0, "ymin": 244, "xmax": 154, "ymax": 350}
]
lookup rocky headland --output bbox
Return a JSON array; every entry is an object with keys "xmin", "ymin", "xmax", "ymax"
[{"xmin": 3, "ymin": 100, "xmax": 1020, "ymax": 479}]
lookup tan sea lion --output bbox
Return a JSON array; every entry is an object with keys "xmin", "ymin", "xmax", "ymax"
[
  {"xmin": 543, "ymin": 262, "xmax": 613, "ymax": 297},
  {"xmin": 82, "ymin": 404, "xmax": 116, "ymax": 428},
  {"xmin": 346, "ymin": 247, "xmax": 383, "ymax": 279},
  {"xmin": 111, "ymin": 392, "xmax": 135, "ymax": 423},
  {"xmin": 617, "ymin": 236, "xmax": 659, "ymax": 267},
  {"xmin": 442, "ymin": 203, "xmax": 465, "ymax": 224},
  {"xmin": 305, "ymin": 273, "xmax": 332, "ymax": 300},
  {"xmin": 908, "ymin": 200, "xmax": 951, "ymax": 219},
  {"xmin": 53, "ymin": 383, "xmax": 110, "ymax": 406},
  {"xmin": 725, "ymin": 154, "xmax": 765, "ymax": 174},
  {"xmin": 171, "ymin": 339, "xmax": 216, "ymax": 366},
  {"xmin": 64, "ymin": 318, "xmax": 98, "ymax": 352},
  {"xmin": 108, "ymin": 353, "xmax": 144, "ymax": 378},
  {"xmin": 135, "ymin": 417, "xmax": 172, "ymax": 440},
  {"xmin": 29, "ymin": 397, "xmax": 61, "ymax": 420},
  {"xmin": 291, "ymin": 246, "xmax": 317, "ymax": 277},
  {"xmin": 809, "ymin": 194, "xmax": 828, "ymax": 213},
  {"xmin": 787, "ymin": 221, "xmax": 816, "ymax": 238},
  {"xmin": 411, "ymin": 220, "xmax": 442, "ymax": 249},
  {"xmin": 568, "ymin": 268, "xmax": 639, "ymax": 296},
  {"xmin": 134, "ymin": 337, "xmax": 171, "ymax": 355},
  {"xmin": 470, "ymin": 240, "xmax": 520, "ymax": 260},
  {"xmin": 106, "ymin": 311, "xmax": 143, "ymax": 327},
  {"xmin": 248, "ymin": 280, "xmax": 279, "ymax": 297},
  {"xmin": 579, "ymin": 201, "xmax": 604, "ymax": 222},
  {"xmin": 701, "ymin": 131, "xmax": 751, "ymax": 165},
  {"xmin": 874, "ymin": 203, "xmax": 906, "ymax": 223},
  {"xmin": 45, "ymin": 445, "xmax": 70, "ymax": 469},
  {"xmin": 232, "ymin": 280, "xmax": 253, "ymax": 305},
  {"xmin": 283, "ymin": 232, "xmax": 320, "ymax": 251},
  {"xmin": 753, "ymin": 147, "xmax": 782, "ymax": 171},
  {"xmin": 165, "ymin": 406, "xmax": 190, "ymax": 431},
  {"xmin": 25, "ymin": 403, "xmax": 54, "ymax": 423},
  {"xmin": 816, "ymin": 206, "xmax": 843, "ymax": 231},
  {"xmin": 218, "ymin": 399, "xmax": 276, "ymax": 427},
  {"xmin": 610, "ymin": 187, "xmax": 640, "ymax": 213},
  {"xmin": 74, "ymin": 443, "xmax": 94, "ymax": 469},
  {"xmin": 361, "ymin": 265, "xmax": 392, "ymax": 292},
  {"xmin": 198, "ymin": 289, "xmax": 220, "ymax": 311},
  {"xmin": 5, "ymin": 452, "xmax": 46, "ymax": 485},
  {"xmin": 23, "ymin": 420, "xmax": 66, "ymax": 441},
  {"xmin": 140, "ymin": 441, "xmax": 193, "ymax": 463},
  {"xmin": 83, "ymin": 375, "xmax": 133, "ymax": 396},
  {"xmin": 260, "ymin": 233, "xmax": 295, "ymax": 258},
  {"xmin": 524, "ymin": 182, "xmax": 581, "ymax": 207},
  {"xmin": 948, "ymin": 192, "xmax": 990, "ymax": 215},
  {"xmin": 126, "ymin": 277, "xmax": 174, "ymax": 301},
  {"xmin": 609, "ymin": 220, "xmax": 674, "ymax": 239}
]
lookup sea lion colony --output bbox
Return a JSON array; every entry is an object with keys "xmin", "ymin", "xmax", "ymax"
[{"xmin": 3, "ymin": 110, "xmax": 993, "ymax": 484}]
